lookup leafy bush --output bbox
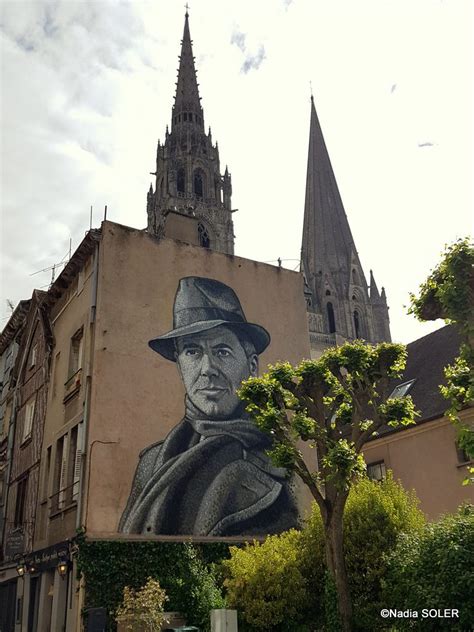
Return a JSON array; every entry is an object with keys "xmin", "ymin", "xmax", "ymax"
[
  {"xmin": 116, "ymin": 577, "xmax": 167, "ymax": 631},
  {"xmin": 223, "ymin": 530, "xmax": 311, "ymax": 631},
  {"xmin": 384, "ymin": 506, "xmax": 474, "ymax": 630}
]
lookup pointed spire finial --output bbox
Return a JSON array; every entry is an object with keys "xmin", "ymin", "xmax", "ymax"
[
  {"xmin": 369, "ymin": 269, "xmax": 380, "ymax": 299},
  {"xmin": 310, "ymin": 80, "xmax": 313, "ymax": 102},
  {"xmin": 172, "ymin": 7, "xmax": 202, "ymax": 121},
  {"xmin": 185, "ymin": 2, "xmax": 190, "ymax": 17}
]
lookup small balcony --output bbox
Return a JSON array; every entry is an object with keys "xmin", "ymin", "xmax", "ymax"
[
  {"xmin": 63, "ymin": 368, "xmax": 82, "ymax": 403},
  {"xmin": 49, "ymin": 481, "xmax": 79, "ymax": 516}
]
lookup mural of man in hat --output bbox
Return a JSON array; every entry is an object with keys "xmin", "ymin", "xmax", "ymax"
[{"xmin": 119, "ymin": 277, "xmax": 299, "ymax": 536}]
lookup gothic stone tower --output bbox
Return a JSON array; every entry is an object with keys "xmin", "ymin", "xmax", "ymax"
[
  {"xmin": 301, "ymin": 96, "xmax": 391, "ymax": 357},
  {"xmin": 147, "ymin": 11, "xmax": 234, "ymax": 255}
]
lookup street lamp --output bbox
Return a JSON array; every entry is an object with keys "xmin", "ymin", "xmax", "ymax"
[{"xmin": 57, "ymin": 560, "xmax": 68, "ymax": 578}]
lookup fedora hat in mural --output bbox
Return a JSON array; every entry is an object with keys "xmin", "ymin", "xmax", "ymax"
[{"xmin": 149, "ymin": 277, "xmax": 270, "ymax": 361}]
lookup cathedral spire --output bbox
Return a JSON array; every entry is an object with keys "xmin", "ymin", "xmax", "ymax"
[
  {"xmin": 301, "ymin": 95, "xmax": 360, "ymax": 297},
  {"xmin": 172, "ymin": 11, "xmax": 203, "ymax": 130},
  {"xmin": 301, "ymin": 95, "xmax": 391, "ymax": 354}
]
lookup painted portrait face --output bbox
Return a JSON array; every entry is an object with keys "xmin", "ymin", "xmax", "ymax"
[{"xmin": 175, "ymin": 326, "xmax": 258, "ymax": 419}]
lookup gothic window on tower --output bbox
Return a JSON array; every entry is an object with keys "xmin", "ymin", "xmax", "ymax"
[
  {"xmin": 194, "ymin": 170, "xmax": 204, "ymax": 198},
  {"xmin": 177, "ymin": 168, "xmax": 185, "ymax": 194},
  {"xmin": 327, "ymin": 302, "xmax": 336, "ymax": 334},
  {"xmin": 198, "ymin": 223, "xmax": 210, "ymax": 248},
  {"xmin": 354, "ymin": 310, "xmax": 361, "ymax": 338}
]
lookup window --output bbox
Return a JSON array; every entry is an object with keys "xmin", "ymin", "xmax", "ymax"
[
  {"xmin": 22, "ymin": 397, "xmax": 36, "ymax": 442},
  {"xmin": 183, "ymin": 112, "xmax": 188, "ymax": 121},
  {"xmin": 70, "ymin": 423, "xmax": 83, "ymax": 502},
  {"xmin": 193, "ymin": 170, "xmax": 204, "ymax": 197},
  {"xmin": 389, "ymin": 379, "xmax": 416, "ymax": 399},
  {"xmin": 189, "ymin": 113, "xmax": 193, "ymax": 122},
  {"xmin": 198, "ymin": 223, "xmax": 210, "ymax": 248},
  {"xmin": 52, "ymin": 435, "xmax": 68, "ymax": 512},
  {"xmin": 68, "ymin": 329, "xmax": 83, "ymax": 379},
  {"xmin": 52, "ymin": 351, "xmax": 61, "ymax": 398},
  {"xmin": 354, "ymin": 310, "xmax": 361, "ymax": 338},
  {"xmin": 177, "ymin": 167, "xmax": 185, "ymax": 194},
  {"xmin": 14, "ymin": 477, "xmax": 28, "ymax": 528},
  {"xmin": 367, "ymin": 461, "xmax": 386, "ymax": 481},
  {"xmin": 42, "ymin": 446, "xmax": 51, "ymax": 501},
  {"xmin": 327, "ymin": 302, "xmax": 336, "ymax": 334},
  {"xmin": 30, "ymin": 343, "xmax": 37, "ymax": 368},
  {"xmin": 456, "ymin": 442, "xmax": 471, "ymax": 464}
]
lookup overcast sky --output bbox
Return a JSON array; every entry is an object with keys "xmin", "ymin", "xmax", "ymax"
[{"xmin": 1, "ymin": 0, "xmax": 472, "ymax": 344}]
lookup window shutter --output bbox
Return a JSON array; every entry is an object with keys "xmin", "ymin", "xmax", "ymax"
[
  {"xmin": 58, "ymin": 435, "xmax": 68, "ymax": 509},
  {"xmin": 72, "ymin": 423, "xmax": 84, "ymax": 501}
]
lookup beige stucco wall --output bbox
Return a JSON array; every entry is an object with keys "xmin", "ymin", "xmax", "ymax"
[
  {"xmin": 86, "ymin": 222, "xmax": 312, "ymax": 537},
  {"xmin": 164, "ymin": 211, "xmax": 201, "ymax": 246},
  {"xmin": 363, "ymin": 411, "xmax": 474, "ymax": 520}
]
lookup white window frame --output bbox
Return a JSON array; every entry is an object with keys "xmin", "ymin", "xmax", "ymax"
[
  {"xmin": 30, "ymin": 343, "xmax": 37, "ymax": 368},
  {"xmin": 22, "ymin": 397, "xmax": 36, "ymax": 442}
]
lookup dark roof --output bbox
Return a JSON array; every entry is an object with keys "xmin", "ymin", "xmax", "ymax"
[
  {"xmin": 0, "ymin": 300, "xmax": 31, "ymax": 355},
  {"xmin": 46, "ymin": 228, "xmax": 101, "ymax": 303},
  {"xmin": 375, "ymin": 325, "xmax": 462, "ymax": 439},
  {"xmin": 402, "ymin": 325, "xmax": 461, "ymax": 422}
]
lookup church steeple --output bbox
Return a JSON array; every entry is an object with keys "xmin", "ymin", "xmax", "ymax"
[
  {"xmin": 301, "ymin": 95, "xmax": 390, "ymax": 356},
  {"xmin": 301, "ymin": 95, "xmax": 359, "ymax": 296},
  {"xmin": 146, "ymin": 12, "xmax": 234, "ymax": 255},
  {"xmin": 172, "ymin": 10, "xmax": 204, "ymax": 132}
]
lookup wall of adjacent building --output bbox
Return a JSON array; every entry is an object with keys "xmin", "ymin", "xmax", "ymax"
[{"xmin": 363, "ymin": 411, "xmax": 474, "ymax": 520}]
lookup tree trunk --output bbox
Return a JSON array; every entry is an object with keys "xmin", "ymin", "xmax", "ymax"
[{"xmin": 324, "ymin": 500, "xmax": 353, "ymax": 632}]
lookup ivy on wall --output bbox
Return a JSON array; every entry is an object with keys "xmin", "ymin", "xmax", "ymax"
[{"xmin": 76, "ymin": 533, "xmax": 229, "ymax": 631}]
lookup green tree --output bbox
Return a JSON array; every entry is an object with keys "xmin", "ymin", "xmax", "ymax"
[
  {"xmin": 336, "ymin": 474, "xmax": 424, "ymax": 630},
  {"xmin": 239, "ymin": 341, "xmax": 417, "ymax": 631},
  {"xmin": 409, "ymin": 237, "xmax": 474, "ymax": 481}
]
